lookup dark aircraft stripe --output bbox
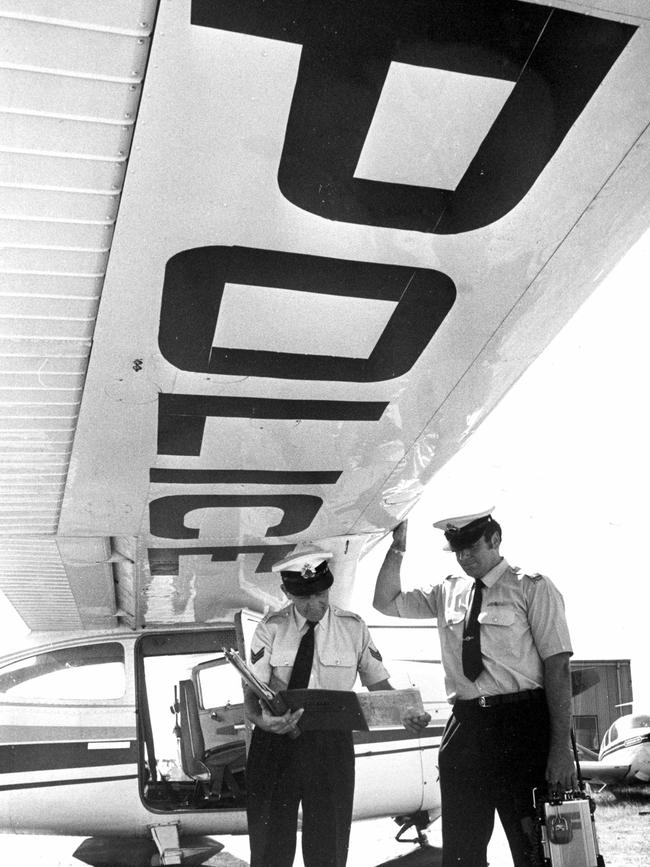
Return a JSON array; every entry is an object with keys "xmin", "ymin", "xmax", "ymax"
[
  {"xmin": 0, "ymin": 730, "xmax": 445, "ymax": 775},
  {"xmin": 600, "ymin": 732, "xmax": 650, "ymax": 761},
  {"xmin": 354, "ymin": 725, "xmax": 445, "ymax": 746},
  {"xmin": 0, "ymin": 773, "xmax": 138, "ymax": 792},
  {"xmin": 0, "ymin": 741, "xmax": 137, "ymax": 774},
  {"xmin": 356, "ymin": 744, "xmax": 439, "ymax": 760}
]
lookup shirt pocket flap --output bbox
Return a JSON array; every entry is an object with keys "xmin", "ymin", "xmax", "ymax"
[
  {"xmin": 444, "ymin": 611, "xmax": 466, "ymax": 627},
  {"xmin": 269, "ymin": 643, "xmax": 296, "ymax": 668},
  {"xmin": 479, "ymin": 607, "xmax": 515, "ymax": 627},
  {"xmin": 319, "ymin": 648, "xmax": 357, "ymax": 668}
]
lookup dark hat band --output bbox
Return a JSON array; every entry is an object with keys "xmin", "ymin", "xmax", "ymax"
[
  {"xmin": 281, "ymin": 564, "xmax": 334, "ymax": 596},
  {"xmin": 444, "ymin": 516, "xmax": 495, "ymax": 552}
]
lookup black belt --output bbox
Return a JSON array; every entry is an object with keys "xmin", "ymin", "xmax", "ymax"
[{"xmin": 455, "ymin": 688, "xmax": 545, "ymax": 709}]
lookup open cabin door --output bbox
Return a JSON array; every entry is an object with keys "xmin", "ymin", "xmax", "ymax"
[{"xmin": 136, "ymin": 628, "xmax": 248, "ymax": 813}]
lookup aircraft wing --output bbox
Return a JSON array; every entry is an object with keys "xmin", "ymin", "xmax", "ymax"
[
  {"xmin": 573, "ymin": 741, "xmax": 631, "ymax": 785},
  {"xmin": 578, "ymin": 760, "xmax": 632, "ymax": 786},
  {"xmin": 2, "ymin": 1, "xmax": 650, "ymax": 632}
]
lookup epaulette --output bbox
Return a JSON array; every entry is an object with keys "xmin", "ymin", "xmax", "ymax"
[
  {"xmin": 513, "ymin": 567, "xmax": 545, "ymax": 583},
  {"xmin": 261, "ymin": 604, "xmax": 292, "ymax": 623},
  {"xmin": 331, "ymin": 605, "xmax": 362, "ymax": 622}
]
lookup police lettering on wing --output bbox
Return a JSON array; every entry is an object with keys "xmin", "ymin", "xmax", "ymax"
[{"xmin": 144, "ymin": 5, "xmax": 634, "ymax": 574}]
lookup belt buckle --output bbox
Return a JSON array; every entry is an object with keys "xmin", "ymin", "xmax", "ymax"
[{"xmin": 478, "ymin": 696, "xmax": 487, "ymax": 707}]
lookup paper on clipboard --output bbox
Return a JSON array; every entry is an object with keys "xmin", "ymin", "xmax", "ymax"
[{"xmin": 356, "ymin": 688, "xmax": 425, "ymax": 728}]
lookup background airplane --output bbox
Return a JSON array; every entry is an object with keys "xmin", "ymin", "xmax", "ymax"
[
  {"xmin": 579, "ymin": 710, "xmax": 650, "ymax": 789},
  {"xmin": 2, "ymin": 0, "xmax": 650, "ymax": 864}
]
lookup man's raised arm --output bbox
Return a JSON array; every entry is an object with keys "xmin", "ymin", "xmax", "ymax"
[{"xmin": 373, "ymin": 521, "xmax": 408, "ymax": 616}]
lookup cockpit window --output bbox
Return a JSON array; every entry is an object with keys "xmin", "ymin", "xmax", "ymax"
[
  {"xmin": 0, "ymin": 642, "xmax": 125, "ymax": 700},
  {"xmin": 617, "ymin": 714, "xmax": 650, "ymax": 732}
]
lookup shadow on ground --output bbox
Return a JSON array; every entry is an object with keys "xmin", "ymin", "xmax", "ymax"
[{"xmin": 374, "ymin": 845, "xmax": 443, "ymax": 866}]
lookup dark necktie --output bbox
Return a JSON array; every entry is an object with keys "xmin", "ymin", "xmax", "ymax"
[
  {"xmin": 288, "ymin": 621, "xmax": 317, "ymax": 689},
  {"xmin": 462, "ymin": 579, "xmax": 485, "ymax": 681}
]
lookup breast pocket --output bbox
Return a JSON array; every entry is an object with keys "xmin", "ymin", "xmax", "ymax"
[
  {"xmin": 442, "ymin": 612, "xmax": 466, "ymax": 632},
  {"xmin": 479, "ymin": 607, "xmax": 517, "ymax": 652},
  {"xmin": 269, "ymin": 643, "xmax": 296, "ymax": 685},
  {"xmin": 319, "ymin": 648, "xmax": 358, "ymax": 690}
]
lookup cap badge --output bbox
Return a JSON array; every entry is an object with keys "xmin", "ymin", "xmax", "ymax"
[{"xmin": 301, "ymin": 563, "xmax": 315, "ymax": 579}]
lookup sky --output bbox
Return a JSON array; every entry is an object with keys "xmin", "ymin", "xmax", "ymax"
[{"xmin": 1, "ymin": 225, "xmax": 649, "ymax": 701}]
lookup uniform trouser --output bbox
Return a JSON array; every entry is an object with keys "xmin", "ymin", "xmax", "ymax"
[
  {"xmin": 438, "ymin": 690, "xmax": 550, "ymax": 867},
  {"xmin": 246, "ymin": 727, "xmax": 355, "ymax": 867}
]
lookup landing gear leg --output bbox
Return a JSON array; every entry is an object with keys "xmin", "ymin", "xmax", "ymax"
[
  {"xmin": 394, "ymin": 810, "xmax": 431, "ymax": 848},
  {"xmin": 149, "ymin": 824, "xmax": 223, "ymax": 866},
  {"xmin": 373, "ymin": 811, "xmax": 441, "ymax": 865}
]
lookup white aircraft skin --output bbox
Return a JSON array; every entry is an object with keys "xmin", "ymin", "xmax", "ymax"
[
  {"xmin": 2, "ymin": 0, "xmax": 650, "ymax": 863},
  {"xmin": 580, "ymin": 713, "xmax": 650, "ymax": 788},
  {"xmin": 0, "ymin": 625, "xmax": 445, "ymax": 864}
]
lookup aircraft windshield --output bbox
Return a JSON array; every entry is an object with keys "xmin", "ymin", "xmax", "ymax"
[{"xmin": 614, "ymin": 713, "xmax": 650, "ymax": 735}]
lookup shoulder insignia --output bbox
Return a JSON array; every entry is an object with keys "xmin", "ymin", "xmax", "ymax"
[
  {"xmin": 263, "ymin": 605, "xmax": 291, "ymax": 622},
  {"xmin": 332, "ymin": 606, "xmax": 362, "ymax": 621},
  {"xmin": 369, "ymin": 646, "xmax": 383, "ymax": 662},
  {"xmin": 528, "ymin": 572, "xmax": 545, "ymax": 582},
  {"xmin": 512, "ymin": 566, "xmax": 545, "ymax": 583},
  {"xmin": 250, "ymin": 647, "xmax": 264, "ymax": 665}
]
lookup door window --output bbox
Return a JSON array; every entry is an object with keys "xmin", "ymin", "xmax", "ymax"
[{"xmin": 0, "ymin": 642, "xmax": 125, "ymax": 700}]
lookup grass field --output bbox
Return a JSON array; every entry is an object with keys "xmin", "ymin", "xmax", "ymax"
[{"xmin": 591, "ymin": 785, "xmax": 650, "ymax": 866}]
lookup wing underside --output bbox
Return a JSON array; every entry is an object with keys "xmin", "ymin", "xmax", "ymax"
[{"xmin": 1, "ymin": 0, "xmax": 650, "ymax": 631}]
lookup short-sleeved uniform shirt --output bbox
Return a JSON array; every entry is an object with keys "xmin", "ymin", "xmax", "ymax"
[
  {"xmin": 249, "ymin": 604, "xmax": 390, "ymax": 692},
  {"xmin": 395, "ymin": 558, "xmax": 572, "ymax": 701}
]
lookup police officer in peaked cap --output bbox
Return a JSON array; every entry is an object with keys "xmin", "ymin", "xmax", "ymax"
[
  {"xmin": 373, "ymin": 508, "xmax": 576, "ymax": 866},
  {"xmin": 245, "ymin": 548, "xmax": 430, "ymax": 867}
]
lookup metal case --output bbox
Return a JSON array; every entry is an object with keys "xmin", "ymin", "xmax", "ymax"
[{"xmin": 537, "ymin": 793, "xmax": 604, "ymax": 867}]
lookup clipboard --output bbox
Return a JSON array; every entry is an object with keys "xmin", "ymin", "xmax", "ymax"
[
  {"xmin": 224, "ymin": 648, "xmax": 424, "ymax": 732},
  {"xmin": 279, "ymin": 688, "xmax": 369, "ymax": 732}
]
